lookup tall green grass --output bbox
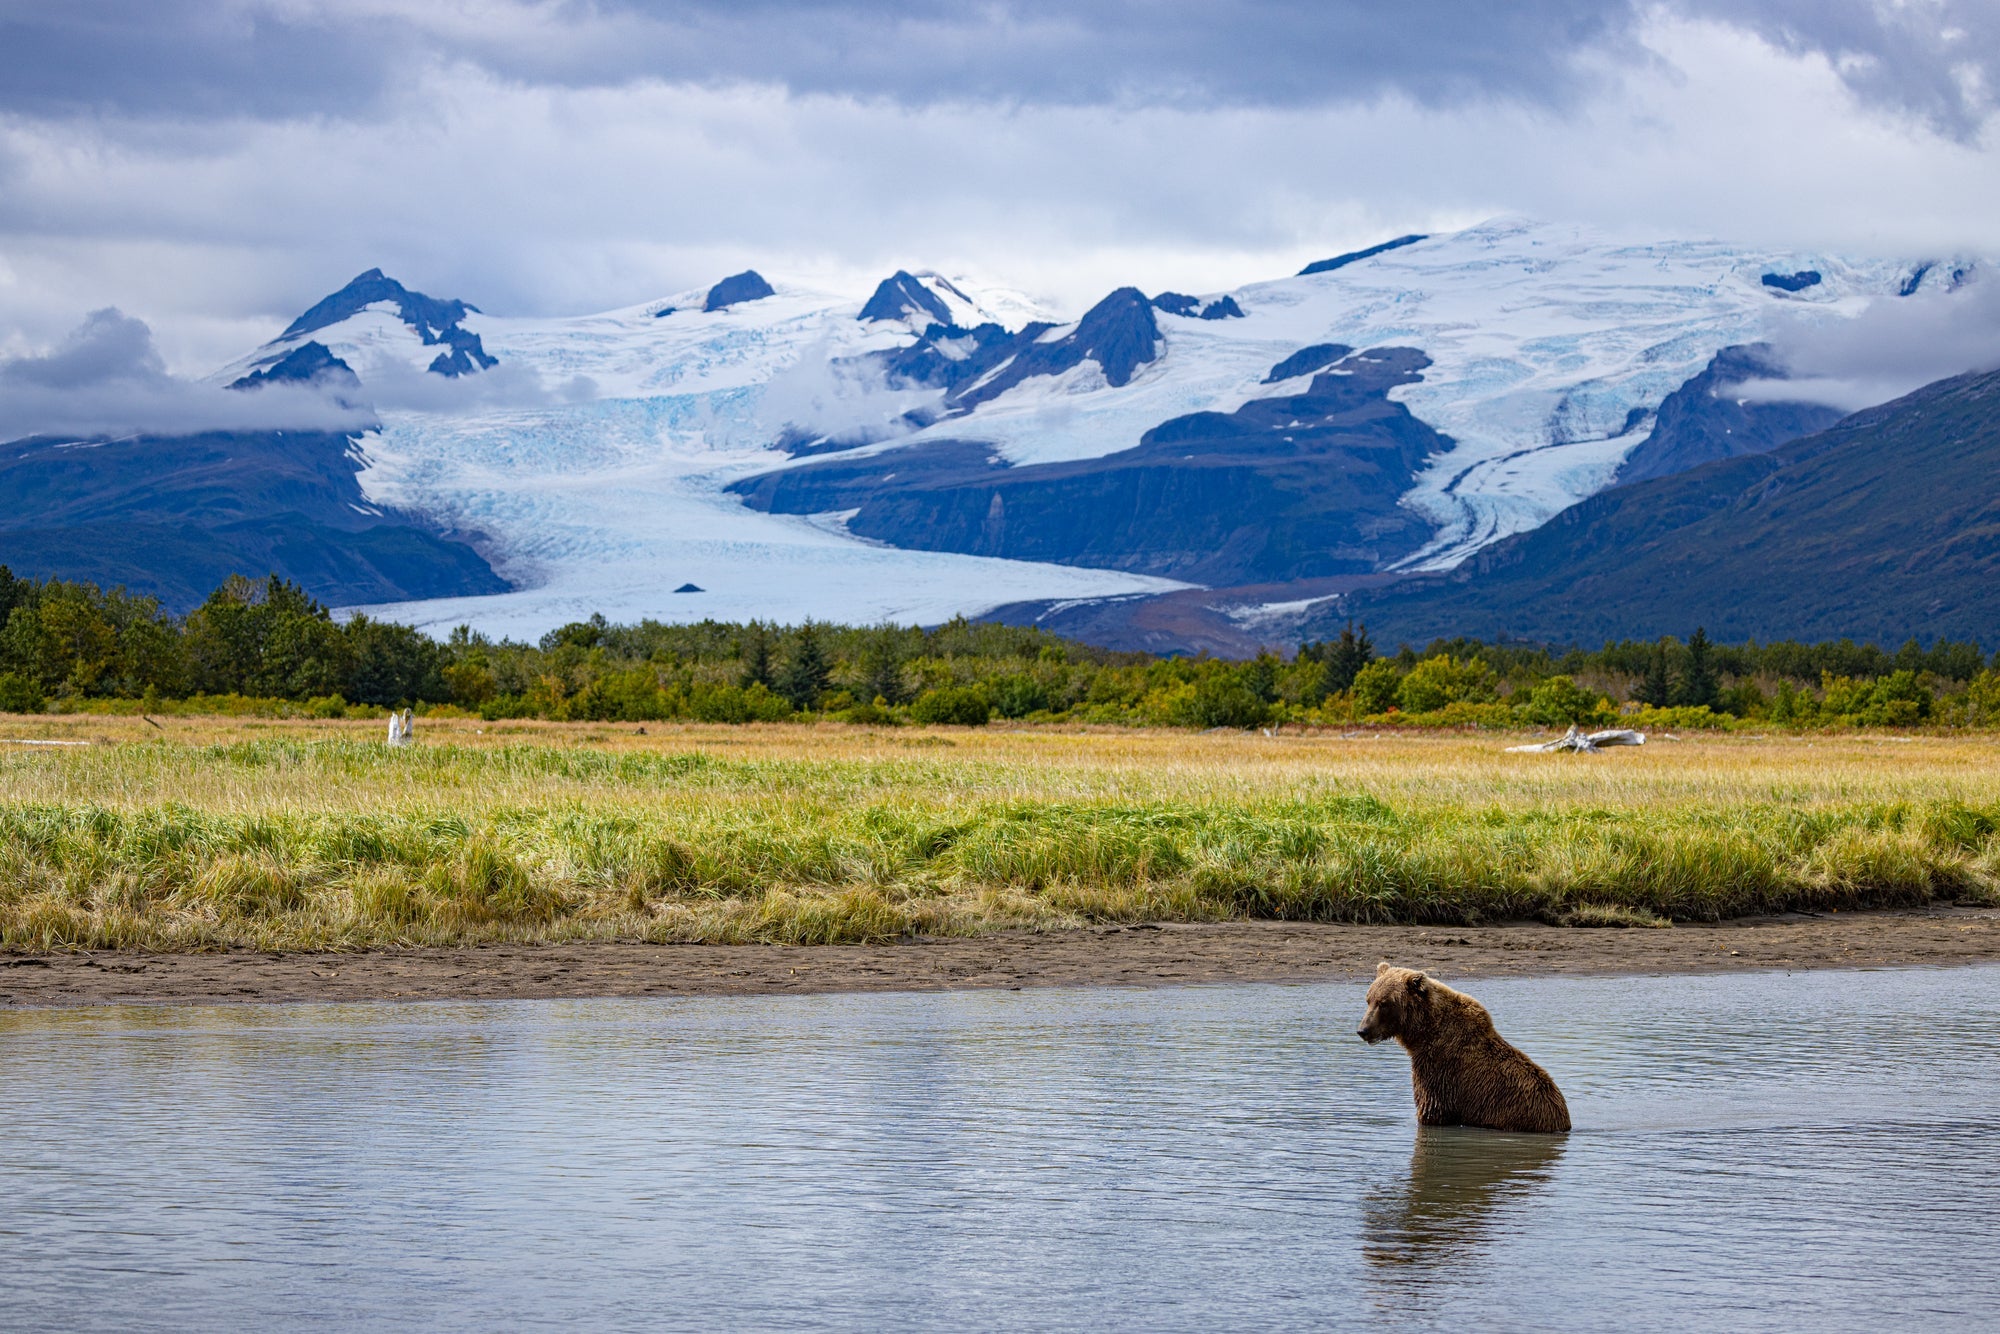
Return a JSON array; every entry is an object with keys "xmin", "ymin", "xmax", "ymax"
[{"xmin": 2, "ymin": 732, "xmax": 1995, "ymax": 950}]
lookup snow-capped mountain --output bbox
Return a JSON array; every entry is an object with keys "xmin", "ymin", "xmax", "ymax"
[
  {"xmin": 196, "ymin": 220, "xmax": 1962, "ymax": 638},
  {"xmin": 221, "ymin": 264, "xmax": 1167, "ymax": 635},
  {"xmin": 798, "ymin": 219, "xmax": 1923, "ymax": 573}
]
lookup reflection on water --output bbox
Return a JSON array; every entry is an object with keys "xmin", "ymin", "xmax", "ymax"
[
  {"xmin": 3, "ymin": 967, "xmax": 2000, "ymax": 1331},
  {"xmin": 1364, "ymin": 1128, "xmax": 1567, "ymax": 1272}
]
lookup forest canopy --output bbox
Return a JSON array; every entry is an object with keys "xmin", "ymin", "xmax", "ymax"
[{"xmin": 2, "ymin": 568, "xmax": 1997, "ymax": 729}]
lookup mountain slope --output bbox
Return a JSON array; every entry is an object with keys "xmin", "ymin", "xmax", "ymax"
[
  {"xmin": 274, "ymin": 268, "xmax": 496, "ymax": 377},
  {"xmin": 1326, "ymin": 366, "xmax": 2000, "ymax": 645},
  {"xmin": 732, "ymin": 346, "xmax": 1447, "ymax": 583},
  {"xmin": 1614, "ymin": 343, "xmax": 1843, "ymax": 486},
  {"xmin": 258, "ymin": 226, "xmax": 1960, "ymax": 637},
  {"xmin": 0, "ymin": 429, "xmax": 506, "ymax": 612}
]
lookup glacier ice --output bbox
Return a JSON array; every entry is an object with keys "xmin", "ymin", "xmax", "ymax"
[{"xmin": 222, "ymin": 220, "xmax": 1931, "ymax": 637}]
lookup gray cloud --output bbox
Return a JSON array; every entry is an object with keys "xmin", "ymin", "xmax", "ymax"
[
  {"xmin": 0, "ymin": 304, "xmax": 608, "ymax": 437},
  {"xmin": 0, "ymin": 307, "xmax": 164, "ymax": 389},
  {"xmin": 1682, "ymin": 0, "xmax": 2000, "ymax": 138},
  {"xmin": 1740, "ymin": 274, "xmax": 2000, "ymax": 412},
  {"xmin": 0, "ymin": 307, "xmax": 371, "ymax": 439},
  {"xmin": 0, "ymin": 1, "xmax": 402, "ymax": 120},
  {"xmin": 1, "ymin": 1, "xmax": 1991, "ymax": 131},
  {"xmin": 0, "ymin": 3, "xmax": 1996, "ymax": 384}
]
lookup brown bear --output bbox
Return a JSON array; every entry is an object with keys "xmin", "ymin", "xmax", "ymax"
[{"xmin": 1356, "ymin": 963, "xmax": 1570, "ymax": 1133}]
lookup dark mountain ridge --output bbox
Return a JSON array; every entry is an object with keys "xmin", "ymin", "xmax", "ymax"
[
  {"xmin": 733, "ymin": 346, "xmax": 1450, "ymax": 585},
  {"xmin": 1299, "ymin": 234, "xmax": 1427, "ymax": 276},
  {"xmin": 704, "ymin": 270, "xmax": 776, "ymax": 311},
  {"xmin": 1324, "ymin": 365, "xmax": 2000, "ymax": 645},
  {"xmin": 859, "ymin": 271, "xmax": 953, "ymax": 325},
  {"xmin": 0, "ymin": 429, "xmax": 506, "ymax": 613},
  {"xmin": 0, "ymin": 269, "xmax": 513, "ymax": 611},
  {"xmin": 1615, "ymin": 343, "xmax": 1844, "ymax": 486},
  {"xmin": 227, "ymin": 341, "xmax": 357, "ymax": 393},
  {"xmin": 947, "ymin": 287, "xmax": 1162, "ymax": 411},
  {"xmin": 803, "ymin": 283, "xmax": 1174, "ymax": 449}
]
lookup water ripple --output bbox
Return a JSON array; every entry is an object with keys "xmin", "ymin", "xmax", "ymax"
[{"xmin": 3, "ymin": 967, "xmax": 1999, "ymax": 1330}]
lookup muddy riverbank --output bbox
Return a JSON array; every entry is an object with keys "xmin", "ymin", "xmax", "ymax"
[{"xmin": 5, "ymin": 905, "xmax": 1996, "ymax": 1008}]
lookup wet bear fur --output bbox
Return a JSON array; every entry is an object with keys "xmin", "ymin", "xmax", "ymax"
[{"xmin": 1357, "ymin": 963, "xmax": 1571, "ymax": 1134}]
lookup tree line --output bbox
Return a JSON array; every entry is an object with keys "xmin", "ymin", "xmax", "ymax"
[
  {"xmin": 2, "ymin": 567, "xmax": 1998, "ymax": 728},
  {"xmin": 0, "ymin": 571, "xmax": 445, "ymax": 713}
]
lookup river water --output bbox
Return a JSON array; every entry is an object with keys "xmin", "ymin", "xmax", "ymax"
[{"xmin": 3, "ymin": 967, "xmax": 1998, "ymax": 1331}]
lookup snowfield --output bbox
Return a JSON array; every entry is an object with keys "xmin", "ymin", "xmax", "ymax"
[
  {"xmin": 222, "ymin": 221, "xmax": 1939, "ymax": 637},
  {"xmin": 876, "ymin": 219, "xmax": 1914, "ymax": 569}
]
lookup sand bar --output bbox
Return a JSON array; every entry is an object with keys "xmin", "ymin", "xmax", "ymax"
[{"xmin": 4, "ymin": 905, "xmax": 1997, "ymax": 1008}]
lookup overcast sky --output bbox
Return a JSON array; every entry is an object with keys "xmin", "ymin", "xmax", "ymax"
[{"xmin": 1, "ymin": 0, "xmax": 1996, "ymax": 375}]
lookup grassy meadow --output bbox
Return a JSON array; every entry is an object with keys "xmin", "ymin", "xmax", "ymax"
[{"xmin": 1, "ymin": 714, "xmax": 1997, "ymax": 951}]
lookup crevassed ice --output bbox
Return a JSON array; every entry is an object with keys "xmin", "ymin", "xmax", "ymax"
[{"xmin": 236, "ymin": 220, "xmax": 1919, "ymax": 634}]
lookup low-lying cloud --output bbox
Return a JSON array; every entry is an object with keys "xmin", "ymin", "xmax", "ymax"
[
  {"xmin": 1740, "ymin": 275, "xmax": 2000, "ymax": 413},
  {"xmin": 0, "ymin": 306, "xmax": 613, "ymax": 439},
  {"xmin": 738, "ymin": 340, "xmax": 938, "ymax": 450},
  {"xmin": 0, "ymin": 308, "xmax": 372, "ymax": 439},
  {"xmin": 354, "ymin": 356, "xmax": 600, "ymax": 415}
]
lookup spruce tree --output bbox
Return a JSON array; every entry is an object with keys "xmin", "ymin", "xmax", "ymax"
[
  {"xmin": 777, "ymin": 625, "xmax": 832, "ymax": 711},
  {"xmin": 0, "ymin": 565, "xmax": 31, "ymax": 632},
  {"xmin": 1244, "ymin": 651, "xmax": 1280, "ymax": 703},
  {"xmin": 739, "ymin": 626, "xmax": 773, "ymax": 689},
  {"xmin": 1675, "ymin": 627, "xmax": 1718, "ymax": 708},
  {"xmin": 1326, "ymin": 621, "xmax": 1375, "ymax": 694},
  {"xmin": 1633, "ymin": 639, "xmax": 1673, "ymax": 708},
  {"xmin": 858, "ymin": 633, "xmax": 906, "ymax": 704}
]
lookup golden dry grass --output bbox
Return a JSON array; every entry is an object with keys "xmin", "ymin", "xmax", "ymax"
[{"xmin": 2, "ymin": 713, "xmax": 1997, "ymax": 951}]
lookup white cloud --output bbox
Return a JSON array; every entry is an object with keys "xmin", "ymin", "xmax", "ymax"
[
  {"xmin": 353, "ymin": 354, "xmax": 599, "ymax": 415},
  {"xmin": 1739, "ymin": 274, "xmax": 2000, "ymax": 411},
  {"xmin": 746, "ymin": 338, "xmax": 940, "ymax": 448},
  {"xmin": 0, "ymin": 307, "xmax": 370, "ymax": 438}
]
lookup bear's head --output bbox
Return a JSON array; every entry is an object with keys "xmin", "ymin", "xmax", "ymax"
[{"xmin": 1357, "ymin": 962, "xmax": 1433, "ymax": 1044}]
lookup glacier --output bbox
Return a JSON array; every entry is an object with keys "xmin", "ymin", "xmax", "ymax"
[
  {"xmin": 870, "ymin": 218, "xmax": 1917, "ymax": 569},
  {"xmin": 213, "ymin": 220, "xmax": 1946, "ymax": 637}
]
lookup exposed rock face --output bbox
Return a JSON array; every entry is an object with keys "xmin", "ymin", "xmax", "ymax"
[
  {"xmin": 1298, "ymin": 234, "xmax": 1427, "ymax": 276},
  {"xmin": 1263, "ymin": 343, "xmax": 1348, "ymax": 384},
  {"xmin": 731, "ymin": 346, "xmax": 1449, "ymax": 585},
  {"xmin": 859, "ymin": 271, "xmax": 953, "ymax": 326},
  {"xmin": 947, "ymin": 286, "xmax": 1163, "ymax": 411},
  {"xmin": 704, "ymin": 270, "xmax": 776, "ymax": 311},
  {"xmin": 228, "ymin": 342, "xmax": 358, "ymax": 392},
  {"xmin": 1152, "ymin": 293, "xmax": 1244, "ymax": 320},
  {"xmin": 1761, "ymin": 270, "xmax": 1823, "ymax": 292},
  {"xmin": 1614, "ymin": 343, "xmax": 1842, "ymax": 486}
]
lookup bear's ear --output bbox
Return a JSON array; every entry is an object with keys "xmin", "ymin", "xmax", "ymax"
[
  {"xmin": 1376, "ymin": 961, "xmax": 1392, "ymax": 976},
  {"xmin": 1406, "ymin": 972, "xmax": 1427, "ymax": 995}
]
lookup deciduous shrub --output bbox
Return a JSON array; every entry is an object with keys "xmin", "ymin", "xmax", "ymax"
[
  {"xmin": 0, "ymin": 670, "xmax": 44, "ymax": 713},
  {"xmin": 1351, "ymin": 660, "xmax": 1404, "ymax": 716},
  {"xmin": 1520, "ymin": 675, "xmax": 1615, "ymax": 727},
  {"xmin": 1396, "ymin": 654, "xmax": 1496, "ymax": 713},
  {"xmin": 988, "ymin": 673, "xmax": 1056, "ymax": 719},
  {"xmin": 911, "ymin": 686, "xmax": 991, "ymax": 726}
]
